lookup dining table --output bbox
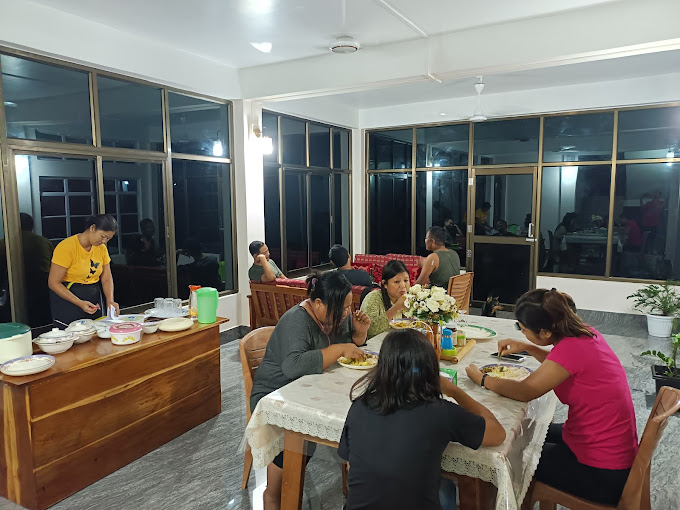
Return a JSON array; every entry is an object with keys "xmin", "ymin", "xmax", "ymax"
[{"xmin": 245, "ymin": 315, "xmax": 558, "ymax": 510}]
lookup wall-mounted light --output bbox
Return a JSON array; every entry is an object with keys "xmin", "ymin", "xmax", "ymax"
[{"xmin": 253, "ymin": 126, "xmax": 273, "ymax": 155}]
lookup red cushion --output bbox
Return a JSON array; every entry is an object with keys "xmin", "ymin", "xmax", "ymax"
[
  {"xmin": 275, "ymin": 278, "xmax": 308, "ymax": 289},
  {"xmin": 372, "ymin": 264, "xmax": 384, "ymax": 285},
  {"xmin": 351, "ymin": 263, "xmax": 372, "ymax": 276},
  {"xmin": 387, "ymin": 253, "xmax": 422, "ymax": 267},
  {"xmin": 407, "ymin": 266, "xmax": 421, "ymax": 286},
  {"xmin": 354, "ymin": 254, "xmax": 388, "ymax": 266}
]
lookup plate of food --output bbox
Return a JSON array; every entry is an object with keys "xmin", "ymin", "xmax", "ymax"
[
  {"xmin": 389, "ymin": 318, "xmax": 429, "ymax": 331},
  {"xmin": 480, "ymin": 364, "xmax": 532, "ymax": 381},
  {"xmin": 338, "ymin": 352, "xmax": 378, "ymax": 370},
  {"xmin": 460, "ymin": 325, "xmax": 497, "ymax": 340}
]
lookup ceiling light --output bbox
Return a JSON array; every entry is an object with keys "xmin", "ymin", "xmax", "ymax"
[
  {"xmin": 329, "ymin": 36, "xmax": 360, "ymax": 54},
  {"xmin": 440, "ymin": 113, "xmax": 446, "ymax": 116},
  {"xmin": 250, "ymin": 42, "xmax": 272, "ymax": 54},
  {"xmin": 246, "ymin": 0, "xmax": 272, "ymax": 14}
]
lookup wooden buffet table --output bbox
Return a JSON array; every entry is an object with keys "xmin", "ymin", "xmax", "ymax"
[{"xmin": 1, "ymin": 318, "xmax": 227, "ymax": 510}]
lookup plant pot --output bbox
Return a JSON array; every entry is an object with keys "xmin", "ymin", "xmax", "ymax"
[
  {"xmin": 646, "ymin": 314, "xmax": 675, "ymax": 337},
  {"xmin": 651, "ymin": 365, "xmax": 680, "ymax": 394}
]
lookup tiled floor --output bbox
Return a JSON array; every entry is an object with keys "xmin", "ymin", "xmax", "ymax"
[{"xmin": 2, "ymin": 314, "xmax": 678, "ymax": 510}]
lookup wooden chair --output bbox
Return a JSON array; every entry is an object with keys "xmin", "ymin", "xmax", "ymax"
[
  {"xmin": 239, "ymin": 327, "xmax": 275, "ymax": 489},
  {"xmin": 447, "ymin": 272, "xmax": 474, "ymax": 313},
  {"xmin": 527, "ymin": 386, "xmax": 680, "ymax": 510}
]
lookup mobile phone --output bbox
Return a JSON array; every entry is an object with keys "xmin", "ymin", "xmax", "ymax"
[{"xmin": 490, "ymin": 352, "xmax": 527, "ymax": 363}]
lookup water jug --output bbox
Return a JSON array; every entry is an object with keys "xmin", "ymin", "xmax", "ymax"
[{"xmin": 196, "ymin": 287, "xmax": 218, "ymax": 324}]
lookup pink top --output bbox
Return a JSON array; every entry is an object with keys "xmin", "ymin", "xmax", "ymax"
[{"xmin": 546, "ymin": 328, "xmax": 638, "ymax": 470}]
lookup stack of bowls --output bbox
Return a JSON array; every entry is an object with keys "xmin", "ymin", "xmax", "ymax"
[
  {"xmin": 94, "ymin": 319, "xmax": 116, "ymax": 339},
  {"xmin": 66, "ymin": 319, "xmax": 97, "ymax": 344},
  {"xmin": 34, "ymin": 328, "xmax": 76, "ymax": 354}
]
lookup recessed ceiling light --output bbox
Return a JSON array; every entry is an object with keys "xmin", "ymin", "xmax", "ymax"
[
  {"xmin": 440, "ymin": 113, "xmax": 446, "ymax": 116},
  {"xmin": 250, "ymin": 42, "xmax": 272, "ymax": 53}
]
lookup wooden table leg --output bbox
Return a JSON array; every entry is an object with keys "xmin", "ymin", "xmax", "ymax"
[
  {"xmin": 281, "ymin": 431, "xmax": 306, "ymax": 510},
  {"xmin": 457, "ymin": 474, "xmax": 497, "ymax": 510}
]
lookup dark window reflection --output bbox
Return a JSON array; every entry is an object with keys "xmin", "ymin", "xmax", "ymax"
[
  {"xmin": 368, "ymin": 172, "xmax": 412, "ymax": 254},
  {"xmin": 333, "ymin": 129, "xmax": 350, "ymax": 169},
  {"xmin": 473, "ymin": 243, "xmax": 531, "ymax": 304},
  {"xmin": 368, "ymin": 130, "xmax": 413, "ymax": 170},
  {"xmin": 543, "ymin": 112, "xmax": 614, "ymax": 163},
  {"xmin": 540, "ymin": 165, "xmax": 611, "ymax": 276},
  {"xmin": 1, "ymin": 54, "xmax": 92, "ymax": 144},
  {"xmin": 285, "ymin": 172, "xmax": 308, "ymax": 270},
  {"xmin": 473, "ymin": 118, "xmax": 539, "ymax": 165},
  {"xmin": 416, "ymin": 171, "xmax": 467, "ymax": 260},
  {"xmin": 262, "ymin": 112, "xmax": 279, "ymax": 164},
  {"xmin": 169, "ymin": 92, "xmax": 229, "ymax": 157},
  {"xmin": 618, "ymin": 106, "xmax": 680, "ymax": 160},
  {"xmin": 0, "ymin": 193, "xmax": 12, "ymax": 323},
  {"xmin": 13, "ymin": 155, "xmax": 95, "ymax": 327},
  {"xmin": 264, "ymin": 165, "xmax": 282, "ymax": 267},
  {"xmin": 98, "ymin": 76, "xmax": 163, "ymax": 151},
  {"xmin": 281, "ymin": 117, "xmax": 306, "ymax": 166},
  {"xmin": 611, "ymin": 163, "xmax": 680, "ymax": 280},
  {"xmin": 173, "ymin": 160, "xmax": 233, "ymax": 298},
  {"xmin": 334, "ymin": 173, "xmax": 351, "ymax": 247},
  {"xmin": 475, "ymin": 174, "xmax": 533, "ymax": 237},
  {"xmin": 416, "ymin": 124, "xmax": 469, "ymax": 168},
  {"xmin": 310, "ymin": 174, "xmax": 331, "ymax": 266},
  {"xmin": 309, "ymin": 124, "xmax": 330, "ymax": 168},
  {"xmin": 103, "ymin": 161, "xmax": 166, "ymax": 308}
]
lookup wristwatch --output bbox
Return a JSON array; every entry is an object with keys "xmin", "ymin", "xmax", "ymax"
[{"xmin": 481, "ymin": 373, "xmax": 489, "ymax": 388}]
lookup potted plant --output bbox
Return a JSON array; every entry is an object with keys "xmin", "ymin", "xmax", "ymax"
[
  {"xmin": 641, "ymin": 332, "xmax": 680, "ymax": 393},
  {"xmin": 627, "ymin": 281, "xmax": 680, "ymax": 337}
]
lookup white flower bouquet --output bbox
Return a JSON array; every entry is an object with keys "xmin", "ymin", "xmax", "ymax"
[{"xmin": 403, "ymin": 284, "xmax": 458, "ymax": 324}]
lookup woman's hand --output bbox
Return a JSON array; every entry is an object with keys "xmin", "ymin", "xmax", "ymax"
[
  {"xmin": 341, "ymin": 343, "xmax": 366, "ymax": 360},
  {"xmin": 393, "ymin": 293, "xmax": 408, "ymax": 311},
  {"xmin": 108, "ymin": 301, "xmax": 120, "ymax": 316},
  {"xmin": 352, "ymin": 310, "xmax": 371, "ymax": 337},
  {"xmin": 79, "ymin": 300, "xmax": 100, "ymax": 314},
  {"xmin": 465, "ymin": 363, "xmax": 484, "ymax": 386},
  {"xmin": 497, "ymin": 338, "xmax": 530, "ymax": 356}
]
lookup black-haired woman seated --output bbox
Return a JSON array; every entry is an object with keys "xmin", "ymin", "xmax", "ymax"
[
  {"xmin": 250, "ymin": 271, "xmax": 371, "ymax": 510},
  {"xmin": 465, "ymin": 289, "xmax": 638, "ymax": 506},
  {"xmin": 339, "ymin": 329, "xmax": 505, "ymax": 510},
  {"xmin": 360, "ymin": 260, "xmax": 411, "ymax": 339}
]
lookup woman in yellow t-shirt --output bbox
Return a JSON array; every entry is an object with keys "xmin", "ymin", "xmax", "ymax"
[{"xmin": 48, "ymin": 214, "xmax": 119, "ymax": 326}]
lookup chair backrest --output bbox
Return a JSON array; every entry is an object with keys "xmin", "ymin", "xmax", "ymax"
[
  {"xmin": 617, "ymin": 386, "xmax": 680, "ymax": 510},
  {"xmin": 239, "ymin": 327, "xmax": 275, "ymax": 420},
  {"xmin": 249, "ymin": 282, "xmax": 308, "ymax": 328},
  {"xmin": 447, "ymin": 272, "xmax": 474, "ymax": 313}
]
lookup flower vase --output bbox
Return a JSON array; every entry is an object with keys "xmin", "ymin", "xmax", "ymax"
[{"xmin": 427, "ymin": 322, "xmax": 442, "ymax": 361}]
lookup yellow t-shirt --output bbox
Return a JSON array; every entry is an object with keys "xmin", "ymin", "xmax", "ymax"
[{"xmin": 52, "ymin": 235, "xmax": 111, "ymax": 284}]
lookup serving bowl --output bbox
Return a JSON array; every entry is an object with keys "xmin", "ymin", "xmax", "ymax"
[
  {"xmin": 66, "ymin": 319, "xmax": 97, "ymax": 343},
  {"xmin": 141, "ymin": 323, "xmax": 159, "ymax": 334},
  {"xmin": 110, "ymin": 322, "xmax": 142, "ymax": 346},
  {"xmin": 93, "ymin": 319, "xmax": 116, "ymax": 338},
  {"xmin": 34, "ymin": 328, "xmax": 76, "ymax": 354}
]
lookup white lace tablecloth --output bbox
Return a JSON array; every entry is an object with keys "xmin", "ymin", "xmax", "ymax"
[{"xmin": 245, "ymin": 316, "xmax": 557, "ymax": 510}]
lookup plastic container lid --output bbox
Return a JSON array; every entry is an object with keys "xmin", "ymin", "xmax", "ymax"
[
  {"xmin": 196, "ymin": 287, "xmax": 217, "ymax": 296},
  {"xmin": 36, "ymin": 328, "xmax": 75, "ymax": 343},
  {"xmin": 0, "ymin": 323, "xmax": 30, "ymax": 340},
  {"xmin": 109, "ymin": 322, "xmax": 142, "ymax": 334}
]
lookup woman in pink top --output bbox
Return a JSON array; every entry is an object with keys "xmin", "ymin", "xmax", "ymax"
[{"xmin": 466, "ymin": 289, "xmax": 638, "ymax": 505}]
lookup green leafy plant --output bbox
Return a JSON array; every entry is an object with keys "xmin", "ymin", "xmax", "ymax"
[
  {"xmin": 641, "ymin": 332, "xmax": 680, "ymax": 377},
  {"xmin": 627, "ymin": 281, "xmax": 680, "ymax": 316}
]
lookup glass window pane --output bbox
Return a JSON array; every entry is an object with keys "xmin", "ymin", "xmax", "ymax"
[
  {"xmin": 473, "ymin": 118, "xmax": 540, "ymax": 165},
  {"xmin": 98, "ymin": 76, "xmax": 163, "ymax": 151},
  {"xmin": 263, "ymin": 165, "xmax": 282, "ymax": 267},
  {"xmin": 333, "ymin": 129, "xmax": 350, "ymax": 170},
  {"xmin": 368, "ymin": 172, "xmax": 412, "ymax": 254},
  {"xmin": 617, "ymin": 107, "xmax": 680, "ymax": 160},
  {"xmin": 173, "ymin": 160, "xmax": 233, "ymax": 297},
  {"xmin": 416, "ymin": 171, "xmax": 467, "ymax": 260},
  {"xmin": 15, "ymin": 154, "xmax": 95, "ymax": 327},
  {"xmin": 68, "ymin": 178, "xmax": 92, "ymax": 192},
  {"xmin": 1, "ymin": 54, "xmax": 92, "ymax": 144},
  {"xmin": 416, "ymin": 124, "xmax": 469, "ymax": 168},
  {"xmin": 334, "ymin": 173, "xmax": 351, "ymax": 247},
  {"xmin": 474, "ymin": 174, "xmax": 534, "ymax": 236},
  {"xmin": 285, "ymin": 172, "xmax": 309, "ymax": 270},
  {"xmin": 0, "ymin": 193, "xmax": 12, "ymax": 323},
  {"xmin": 310, "ymin": 175, "xmax": 331, "ymax": 265},
  {"xmin": 543, "ymin": 112, "xmax": 614, "ymax": 163},
  {"xmin": 611, "ymin": 163, "xmax": 680, "ymax": 280},
  {"xmin": 473, "ymin": 244, "xmax": 531, "ymax": 304},
  {"xmin": 103, "ymin": 161, "xmax": 166, "ymax": 308},
  {"xmin": 281, "ymin": 117, "xmax": 306, "ymax": 166},
  {"xmin": 262, "ymin": 111, "xmax": 279, "ymax": 164},
  {"xmin": 539, "ymin": 165, "xmax": 612, "ymax": 276},
  {"xmin": 309, "ymin": 124, "xmax": 330, "ymax": 168},
  {"xmin": 169, "ymin": 92, "xmax": 229, "ymax": 157},
  {"xmin": 368, "ymin": 129, "xmax": 413, "ymax": 170}
]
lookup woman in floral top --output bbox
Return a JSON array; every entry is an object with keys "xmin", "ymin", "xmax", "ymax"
[{"xmin": 360, "ymin": 260, "xmax": 410, "ymax": 338}]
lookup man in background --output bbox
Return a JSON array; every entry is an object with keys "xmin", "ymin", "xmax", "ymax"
[
  {"xmin": 329, "ymin": 244, "xmax": 373, "ymax": 287},
  {"xmin": 248, "ymin": 241, "xmax": 285, "ymax": 282}
]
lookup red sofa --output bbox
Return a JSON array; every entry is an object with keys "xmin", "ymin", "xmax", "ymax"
[{"xmin": 353, "ymin": 254, "xmax": 422, "ymax": 286}]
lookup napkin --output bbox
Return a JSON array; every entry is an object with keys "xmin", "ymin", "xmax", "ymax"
[{"xmin": 107, "ymin": 304, "xmax": 119, "ymax": 320}]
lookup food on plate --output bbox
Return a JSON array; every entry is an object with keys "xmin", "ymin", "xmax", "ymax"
[
  {"xmin": 390, "ymin": 319, "xmax": 429, "ymax": 330},
  {"xmin": 481, "ymin": 365, "xmax": 531, "ymax": 380},
  {"xmin": 338, "ymin": 353, "xmax": 378, "ymax": 367}
]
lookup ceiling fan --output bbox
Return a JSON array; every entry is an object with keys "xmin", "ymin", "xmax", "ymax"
[{"xmin": 469, "ymin": 76, "xmax": 488, "ymax": 123}]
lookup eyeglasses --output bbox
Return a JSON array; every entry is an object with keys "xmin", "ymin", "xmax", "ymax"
[{"xmin": 514, "ymin": 321, "xmax": 522, "ymax": 331}]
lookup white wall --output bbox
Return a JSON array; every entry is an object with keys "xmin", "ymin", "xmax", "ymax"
[{"xmin": 537, "ymin": 275, "xmax": 643, "ymax": 314}]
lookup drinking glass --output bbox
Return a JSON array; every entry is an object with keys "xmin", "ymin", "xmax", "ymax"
[
  {"xmin": 173, "ymin": 298, "xmax": 182, "ymax": 310},
  {"xmin": 164, "ymin": 298, "xmax": 174, "ymax": 310},
  {"xmin": 154, "ymin": 298, "xmax": 164, "ymax": 310}
]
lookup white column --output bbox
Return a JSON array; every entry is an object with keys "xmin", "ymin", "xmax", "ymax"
[{"xmin": 351, "ymin": 127, "xmax": 365, "ymax": 255}]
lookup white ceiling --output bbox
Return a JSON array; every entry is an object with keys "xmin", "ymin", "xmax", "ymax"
[
  {"xmin": 277, "ymin": 49, "xmax": 680, "ymax": 110},
  {"xmin": 29, "ymin": 0, "xmax": 622, "ymax": 69}
]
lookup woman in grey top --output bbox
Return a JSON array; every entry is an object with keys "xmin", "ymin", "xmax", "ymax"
[
  {"xmin": 250, "ymin": 270, "xmax": 370, "ymax": 510},
  {"xmin": 416, "ymin": 226, "xmax": 461, "ymax": 289}
]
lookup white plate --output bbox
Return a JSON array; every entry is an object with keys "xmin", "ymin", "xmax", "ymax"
[
  {"xmin": 460, "ymin": 325, "xmax": 497, "ymax": 339},
  {"xmin": 115, "ymin": 314, "xmax": 147, "ymax": 323},
  {"xmin": 158, "ymin": 317, "xmax": 194, "ymax": 332},
  {"xmin": 337, "ymin": 353, "xmax": 378, "ymax": 370},
  {"xmin": 144, "ymin": 307, "xmax": 189, "ymax": 319},
  {"xmin": 1, "ymin": 355, "xmax": 55, "ymax": 376}
]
